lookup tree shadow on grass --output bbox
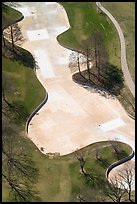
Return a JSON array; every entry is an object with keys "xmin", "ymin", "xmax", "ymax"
[
  {"xmin": 2, "ymin": 3, "xmax": 8, "ymax": 13},
  {"xmin": 13, "ymin": 47, "xmax": 36, "ymax": 69},
  {"xmin": 72, "ymin": 63, "xmax": 124, "ymax": 98},
  {"xmin": 2, "ymin": 40, "xmax": 36, "ymax": 69},
  {"xmin": 96, "ymin": 158, "xmax": 110, "ymax": 169},
  {"xmin": 7, "ymin": 101, "xmax": 30, "ymax": 125}
]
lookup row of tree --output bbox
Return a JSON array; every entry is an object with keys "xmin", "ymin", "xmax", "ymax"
[
  {"xmin": 69, "ymin": 31, "xmax": 107, "ymax": 79},
  {"xmin": 3, "ymin": 22, "xmax": 24, "ymax": 52},
  {"xmin": 69, "ymin": 30, "xmax": 124, "ymax": 95}
]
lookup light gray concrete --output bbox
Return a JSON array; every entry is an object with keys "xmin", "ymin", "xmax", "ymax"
[{"xmin": 15, "ymin": 2, "xmax": 135, "ymax": 157}]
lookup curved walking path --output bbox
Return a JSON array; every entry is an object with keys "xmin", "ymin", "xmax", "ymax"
[
  {"xmin": 15, "ymin": 2, "xmax": 134, "ymax": 157},
  {"xmin": 96, "ymin": 2, "xmax": 135, "ymax": 190},
  {"xmin": 96, "ymin": 2, "xmax": 135, "ymax": 97}
]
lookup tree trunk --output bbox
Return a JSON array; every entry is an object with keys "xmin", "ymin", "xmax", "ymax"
[
  {"xmin": 77, "ymin": 52, "xmax": 81, "ymax": 74},
  {"xmin": 2, "ymin": 110, "xmax": 8, "ymax": 116},
  {"xmin": 77, "ymin": 195, "xmax": 86, "ymax": 202},
  {"xmin": 2, "ymin": 173, "xmax": 26, "ymax": 200},
  {"xmin": 80, "ymin": 165, "xmax": 85, "ymax": 174},
  {"xmin": 128, "ymin": 187, "xmax": 133, "ymax": 202},
  {"xmin": 10, "ymin": 25, "xmax": 15, "ymax": 52},
  {"xmin": 2, "ymin": 34, "xmax": 6, "ymax": 47},
  {"xmin": 98, "ymin": 49, "xmax": 100, "ymax": 81},
  {"xmin": 86, "ymin": 49, "xmax": 90, "ymax": 80},
  {"xmin": 2, "ymin": 92, "xmax": 13, "ymax": 108},
  {"xmin": 94, "ymin": 39, "xmax": 98, "ymax": 68}
]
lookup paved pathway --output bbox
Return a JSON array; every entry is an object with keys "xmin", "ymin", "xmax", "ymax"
[
  {"xmin": 96, "ymin": 2, "xmax": 135, "ymax": 97},
  {"xmin": 96, "ymin": 2, "xmax": 135, "ymax": 190}
]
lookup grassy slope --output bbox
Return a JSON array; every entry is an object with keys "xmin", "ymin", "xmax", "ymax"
[
  {"xmin": 2, "ymin": 57, "xmax": 45, "ymax": 114},
  {"xmin": 11, "ymin": 138, "xmax": 133, "ymax": 202},
  {"xmin": 101, "ymin": 2, "xmax": 135, "ymax": 117},
  {"xmin": 58, "ymin": 2, "xmax": 135, "ymax": 117},
  {"xmin": 102, "ymin": 2, "xmax": 135, "ymax": 82},
  {"xmin": 2, "ymin": 4, "xmax": 23, "ymax": 29},
  {"xmin": 32, "ymin": 141, "xmax": 132, "ymax": 202},
  {"xmin": 58, "ymin": 2, "xmax": 121, "ymax": 68},
  {"xmin": 2, "ymin": 3, "xmax": 46, "ymax": 127},
  {"xmin": 2, "ymin": 134, "xmax": 132, "ymax": 202},
  {"xmin": 2, "ymin": 4, "xmax": 45, "ymax": 200},
  {"xmin": 2, "ymin": 3, "xmax": 134, "ymax": 202}
]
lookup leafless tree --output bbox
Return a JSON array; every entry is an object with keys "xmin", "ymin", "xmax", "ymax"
[
  {"xmin": 105, "ymin": 176, "xmax": 127, "ymax": 202},
  {"xmin": 2, "ymin": 73, "xmax": 13, "ymax": 108},
  {"xmin": 85, "ymin": 48, "xmax": 91, "ymax": 80},
  {"xmin": 2, "ymin": 32, "xmax": 6, "ymax": 46},
  {"xmin": 77, "ymin": 52, "xmax": 81, "ymax": 75},
  {"xmin": 3, "ymin": 23, "xmax": 25, "ymax": 52},
  {"xmin": 95, "ymin": 145, "xmax": 101, "ymax": 160},
  {"xmin": 105, "ymin": 162, "xmax": 135, "ymax": 202},
  {"xmin": 69, "ymin": 35, "xmax": 106, "ymax": 84},
  {"xmin": 69, "ymin": 51, "xmax": 86, "ymax": 75},
  {"xmin": 81, "ymin": 38, "xmax": 94, "ymax": 81},
  {"xmin": 109, "ymin": 140, "xmax": 122, "ymax": 160},
  {"xmin": 75, "ymin": 149, "xmax": 102, "ymax": 189},
  {"xmin": 2, "ymin": 118, "xmax": 40, "ymax": 201},
  {"xmin": 10, "ymin": 25, "xmax": 15, "ymax": 51},
  {"xmin": 117, "ymin": 162, "xmax": 135, "ymax": 202},
  {"xmin": 82, "ymin": 31, "xmax": 108, "ymax": 82},
  {"xmin": 76, "ymin": 182, "xmax": 106, "ymax": 202},
  {"xmin": 69, "ymin": 51, "xmax": 78, "ymax": 74},
  {"xmin": 75, "ymin": 149, "xmax": 86, "ymax": 174}
]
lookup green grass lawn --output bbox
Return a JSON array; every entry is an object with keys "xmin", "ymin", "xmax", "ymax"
[
  {"xmin": 2, "ymin": 3, "xmax": 23, "ymax": 29},
  {"xmin": 102, "ymin": 2, "xmax": 135, "ymax": 83},
  {"xmin": 2, "ymin": 4, "xmax": 45, "ymax": 124},
  {"xmin": 2, "ymin": 56, "xmax": 46, "ymax": 127},
  {"xmin": 58, "ymin": 2, "xmax": 121, "ymax": 68},
  {"xmin": 2, "ymin": 56, "xmax": 45, "ymax": 112},
  {"xmin": 3, "ymin": 136, "xmax": 132, "ymax": 202},
  {"xmin": 58, "ymin": 2, "xmax": 135, "ymax": 117}
]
